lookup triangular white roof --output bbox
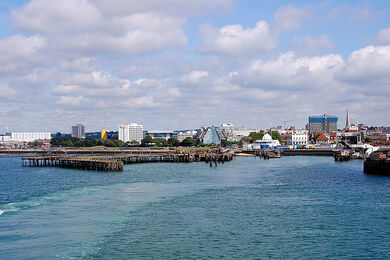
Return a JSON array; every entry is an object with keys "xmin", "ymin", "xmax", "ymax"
[{"xmin": 262, "ymin": 133, "xmax": 272, "ymax": 141}]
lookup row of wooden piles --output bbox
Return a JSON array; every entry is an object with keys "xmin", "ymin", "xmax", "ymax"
[
  {"xmin": 22, "ymin": 156, "xmax": 123, "ymax": 171},
  {"xmin": 21, "ymin": 150, "xmax": 235, "ymax": 172}
]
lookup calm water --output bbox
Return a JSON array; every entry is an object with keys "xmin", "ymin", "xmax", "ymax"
[{"xmin": 0, "ymin": 156, "xmax": 389, "ymax": 259}]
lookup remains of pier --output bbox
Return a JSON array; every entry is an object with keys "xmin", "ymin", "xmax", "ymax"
[
  {"xmin": 22, "ymin": 149, "xmax": 235, "ymax": 172},
  {"xmin": 364, "ymin": 151, "xmax": 390, "ymax": 175}
]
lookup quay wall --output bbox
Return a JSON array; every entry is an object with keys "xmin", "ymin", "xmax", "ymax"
[
  {"xmin": 281, "ymin": 149, "xmax": 335, "ymax": 156},
  {"xmin": 364, "ymin": 159, "xmax": 390, "ymax": 175}
]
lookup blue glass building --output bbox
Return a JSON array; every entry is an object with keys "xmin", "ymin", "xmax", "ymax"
[{"xmin": 203, "ymin": 126, "xmax": 221, "ymax": 144}]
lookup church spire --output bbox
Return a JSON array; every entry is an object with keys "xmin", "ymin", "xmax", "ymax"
[{"xmin": 346, "ymin": 108, "xmax": 350, "ymax": 129}]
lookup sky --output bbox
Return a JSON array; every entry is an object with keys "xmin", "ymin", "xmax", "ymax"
[{"xmin": 0, "ymin": 0, "xmax": 389, "ymax": 133}]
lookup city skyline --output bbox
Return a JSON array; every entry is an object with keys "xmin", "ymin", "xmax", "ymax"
[{"xmin": 0, "ymin": 0, "xmax": 389, "ymax": 132}]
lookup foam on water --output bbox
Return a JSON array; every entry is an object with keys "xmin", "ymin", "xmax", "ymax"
[
  {"xmin": 0, "ymin": 181, "xmax": 205, "ymax": 259},
  {"xmin": 1, "ymin": 156, "xmax": 389, "ymax": 259}
]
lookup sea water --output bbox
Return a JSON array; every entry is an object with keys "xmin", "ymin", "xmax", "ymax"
[{"xmin": 0, "ymin": 156, "xmax": 389, "ymax": 259}]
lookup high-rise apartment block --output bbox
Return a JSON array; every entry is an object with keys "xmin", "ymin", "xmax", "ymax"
[
  {"xmin": 72, "ymin": 124, "xmax": 85, "ymax": 138},
  {"xmin": 308, "ymin": 114, "xmax": 338, "ymax": 134},
  {"xmin": 118, "ymin": 123, "xmax": 143, "ymax": 143}
]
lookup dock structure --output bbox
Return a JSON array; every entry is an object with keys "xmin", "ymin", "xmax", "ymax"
[
  {"xmin": 364, "ymin": 151, "xmax": 390, "ymax": 175},
  {"xmin": 281, "ymin": 149, "xmax": 335, "ymax": 156},
  {"xmin": 21, "ymin": 149, "xmax": 235, "ymax": 172}
]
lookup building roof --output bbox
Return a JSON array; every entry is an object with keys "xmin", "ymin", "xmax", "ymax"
[
  {"xmin": 262, "ymin": 133, "xmax": 272, "ymax": 141},
  {"xmin": 316, "ymin": 134, "xmax": 329, "ymax": 141},
  {"xmin": 147, "ymin": 130, "xmax": 174, "ymax": 134}
]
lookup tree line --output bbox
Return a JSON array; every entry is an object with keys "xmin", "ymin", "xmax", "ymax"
[{"xmin": 50, "ymin": 134, "xmax": 226, "ymax": 148}]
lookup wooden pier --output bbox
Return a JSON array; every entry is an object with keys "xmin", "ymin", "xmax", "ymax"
[{"xmin": 21, "ymin": 149, "xmax": 235, "ymax": 172}]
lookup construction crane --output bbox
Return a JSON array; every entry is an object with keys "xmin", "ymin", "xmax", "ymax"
[
  {"xmin": 281, "ymin": 120, "xmax": 294, "ymax": 130},
  {"xmin": 2, "ymin": 121, "xmax": 10, "ymax": 134}
]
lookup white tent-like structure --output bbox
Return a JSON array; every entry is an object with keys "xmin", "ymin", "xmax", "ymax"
[{"xmin": 254, "ymin": 133, "xmax": 280, "ymax": 148}]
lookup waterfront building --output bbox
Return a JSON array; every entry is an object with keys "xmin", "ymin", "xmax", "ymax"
[
  {"xmin": 254, "ymin": 133, "xmax": 280, "ymax": 149},
  {"xmin": 175, "ymin": 130, "xmax": 197, "ymax": 142},
  {"xmin": 198, "ymin": 126, "xmax": 221, "ymax": 144},
  {"xmin": 216, "ymin": 123, "xmax": 255, "ymax": 142},
  {"xmin": 329, "ymin": 132, "xmax": 338, "ymax": 143},
  {"xmin": 288, "ymin": 129, "xmax": 309, "ymax": 146},
  {"xmin": 10, "ymin": 132, "xmax": 51, "ymax": 142},
  {"xmin": 0, "ymin": 134, "xmax": 11, "ymax": 142},
  {"xmin": 85, "ymin": 132, "xmax": 101, "ymax": 140},
  {"xmin": 308, "ymin": 114, "xmax": 338, "ymax": 135},
  {"xmin": 143, "ymin": 130, "xmax": 176, "ymax": 140},
  {"xmin": 118, "ymin": 123, "xmax": 143, "ymax": 143},
  {"xmin": 281, "ymin": 133, "xmax": 292, "ymax": 144},
  {"xmin": 316, "ymin": 134, "xmax": 330, "ymax": 144},
  {"xmin": 72, "ymin": 124, "xmax": 85, "ymax": 138},
  {"xmin": 85, "ymin": 130, "xmax": 118, "ymax": 140}
]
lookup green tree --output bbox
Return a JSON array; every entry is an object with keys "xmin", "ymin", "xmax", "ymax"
[
  {"xmin": 167, "ymin": 138, "xmax": 180, "ymax": 147},
  {"xmin": 103, "ymin": 139, "xmax": 115, "ymax": 147},
  {"xmin": 271, "ymin": 131, "xmax": 281, "ymax": 142},
  {"xmin": 240, "ymin": 136, "xmax": 251, "ymax": 144},
  {"xmin": 141, "ymin": 135, "xmax": 154, "ymax": 146},
  {"xmin": 84, "ymin": 137, "xmax": 97, "ymax": 147},
  {"xmin": 126, "ymin": 140, "xmax": 140, "ymax": 146},
  {"xmin": 249, "ymin": 132, "xmax": 264, "ymax": 141},
  {"xmin": 181, "ymin": 137, "xmax": 196, "ymax": 147},
  {"xmin": 113, "ymin": 139, "xmax": 124, "ymax": 147},
  {"xmin": 154, "ymin": 138, "xmax": 167, "ymax": 147},
  {"xmin": 63, "ymin": 139, "xmax": 73, "ymax": 147},
  {"xmin": 221, "ymin": 139, "xmax": 231, "ymax": 147},
  {"xmin": 314, "ymin": 132, "xmax": 322, "ymax": 140}
]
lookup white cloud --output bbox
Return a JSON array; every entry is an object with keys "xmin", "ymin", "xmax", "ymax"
[
  {"xmin": 0, "ymin": 85, "xmax": 17, "ymax": 98},
  {"xmin": 11, "ymin": 0, "xmax": 188, "ymax": 55},
  {"xmin": 0, "ymin": 34, "xmax": 45, "ymax": 74},
  {"xmin": 376, "ymin": 28, "xmax": 390, "ymax": 45},
  {"xmin": 182, "ymin": 71, "xmax": 209, "ymax": 83},
  {"xmin": 56, "ymin": 96, "xmax": 87, "ymax": 106},
  {"xmin": 62, "ymin": 71, "xmax": 118, "ymax": 88},
  {"xmin": 92, "ymin": 0, "xmax": 233, "ymax": 17},
  {"xmin": 198, "ymin": 21, "xmax": 276, "ymax": 56},
  {"xmin": 336, "ymin": 45, "xmax": 390, "ymax": 88},
  {"xmin": 2, "ymin": 1, "xmax": 390, "ymax": 129},
  {"xmin": 274, "ymin": 5, "xmax": 308, "ymax": 31},
  {"xmin": 121, "ymin": 96, "xmax": 158, "ymax": 108},
  {"xmin": 167, "ymin": 88, "xmax": 182, "ymax": 97},
  {"xmin": 61, "ymin": 57, "xmax": 100, "ymax": 72},
  {"xmin": 300, "ymin": 34, "xmax": 335, "ymax": 54},
  {"xmin": 239, "ymin": 52, "xmax": 344, "ymax": 90},
  {"xmin": 349, "ymin": 6, "xmax": 387, "ymax": 22}
]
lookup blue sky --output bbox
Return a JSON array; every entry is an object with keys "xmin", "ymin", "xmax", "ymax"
[{"xmin": 0, "ymin": 0, "xmax": 389, "ymax": 133}]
